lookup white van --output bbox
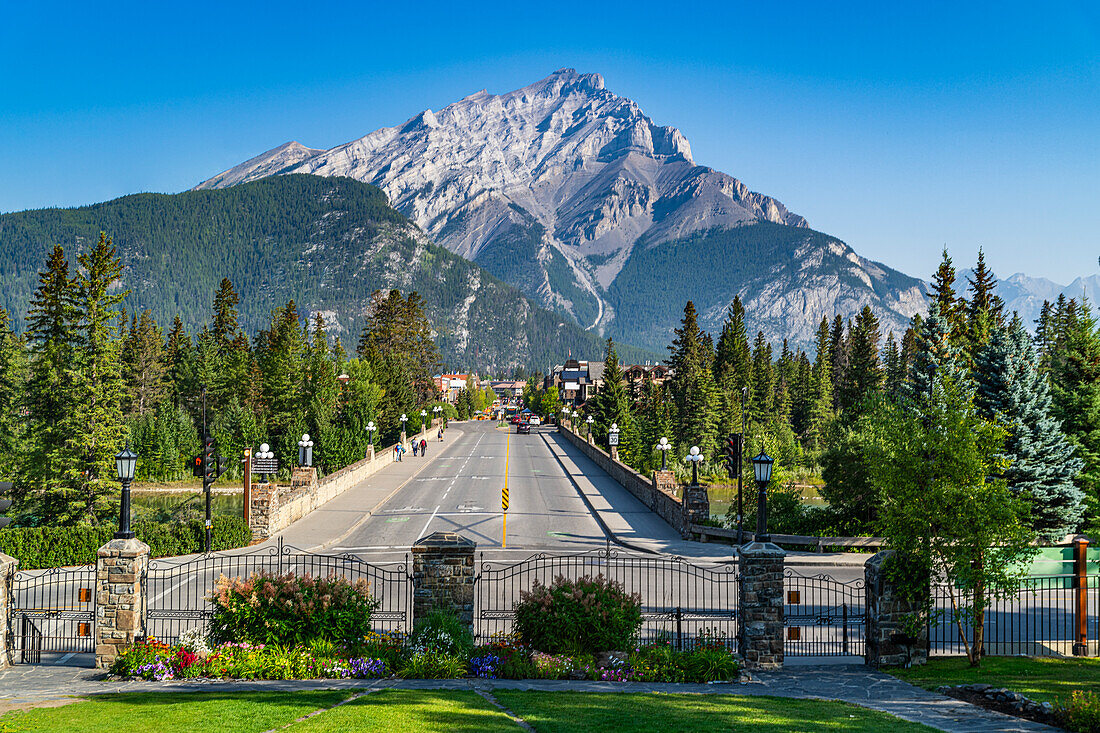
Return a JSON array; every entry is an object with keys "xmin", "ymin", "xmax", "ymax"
[{"xmin": 528, "ymin": 415, "xmax": 541, "ymax": 426}]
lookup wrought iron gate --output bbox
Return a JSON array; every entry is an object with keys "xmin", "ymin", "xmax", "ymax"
[
  {"xmin": 144, "ymin": 540, "xmax": 412, "ymax": 643},
  {"xmin": 784, "ymin": 569, "xmax": 865, "ymax": 657},
  {"xmin": 11, "ymin": 565, "xmax": 97, "ymax": 662},
  {"xmin": 474, "ymin": 547, "xmax": 739, "ymax": 650}
]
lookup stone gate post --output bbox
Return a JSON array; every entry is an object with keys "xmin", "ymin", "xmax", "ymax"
[
  {"xmin": 865, "ymin": 550, "xmax": 929, "ymax": 667},
  {"xmin": 0, "ymin": 553, "xmax": 17, "ymax": 668},
  {"xmin": 738, "ymin": 540, "xmax": 785, "ymax": 669},
  {"xmin": 95, "ymin": 538, "xmax": 150, "ymax": 669},
  {"xmin": 411, "ymin": 532, "xmax": 476, "ymax": 631}
]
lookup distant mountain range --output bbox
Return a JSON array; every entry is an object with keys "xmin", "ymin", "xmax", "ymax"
[
  {"xmin": 197, "ymin": 69, "xmax": 927, "ymax": 351},
  {"xmin": 974, "ymin": 270, "xmax": 1100, "ymax": 328},
  {"xmin": 0, "ymin": 175, "xmax": 657, "ymax": 372}
]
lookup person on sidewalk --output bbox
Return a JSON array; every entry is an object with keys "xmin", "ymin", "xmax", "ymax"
[
  {"xmin": 394, "ymin": 443, "xmax": 404, "ymax": 462},
  {"xmin": 420, "ymin": 438, "xmax": 428, "ymax": 456},
  {"xmin": 412, "ymin": 440, "xmax": 419, "ymax": 457},
  {"xmin": 438, "ymin": 426, "xmax": 444, "ymax": 441}
]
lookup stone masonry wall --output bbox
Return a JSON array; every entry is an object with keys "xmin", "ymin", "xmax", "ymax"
[
  {"xmin": 865, "ymin": 550, "xmax": 929, "ymax": 667},
  {"xmin": 95, "ymin": 538, "xmax": 150, "ymax": 669},
  {"xmin": 411, "ymin": 532, "xmax": 475, "ymax": 630},
  {"xmin": 738, "ymin": 541, "xmax": 785, "ymax": 670},
  {"xmin": 249, "ymin": 424, "xmax": 439, "ymax": 540},
  {"xmin": 0, "ymin": 553, "xmax": 17, "ymax": 668}
]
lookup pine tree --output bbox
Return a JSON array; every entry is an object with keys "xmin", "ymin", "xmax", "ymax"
[
  {"xmin": 905, "ymin": 301, "xmax": 968, "ymax": 407},
  {"xmin": 667, "ymin": 302, "xmax": 720, "ymax": 455},
  {"xmin": 164, "ymin": 316, "xmax": 197, "ymax": 407},
  {"xmin": 1049, "ymin": 299, "xmax": 1100, "ymax": 512},
  {"xmin": 883, "ymin": 332, "xmax": 904, "ymax": 395},
  {"xmin": 829, "ymin": 314, "xmax": 848, "ymax": 404},
  {"xmin": 931, "ymin": 247, "xmax": 967, "ymax": 348},
  {"xmin": 122, "ymin": 309, "xmax": 166, "ymax": 417},
  {"xmin": 749, "ymin": 331, "xmax": 774, "ymax": 428},
  {"xmin": 211, "ymin": 278, "xmax": 243, "ymax": 353},
  {"xmin": 588, "ymin": 339, "xmax": 637, "ymax": 458},
  {"xmin": 840, "ymin": 305, "xmax": 884, "ymax": 414},
  {"xmin": 0, "ymin": 308, "xmax": 26, "ymax": 473},
  {"xmin": 258, "ymin": 300, "xmax": 307, "ymax": 457},
  {"xmin": 713, "ymin": 297, "xmax": 752, "ymax": 441},
  {"xmin": 976, "ymin": 319, "xmax": 1085, "ymax": 539},
  {"xmin": 19, "ymin": 246, "xmax": 78, "ymax": 514},
  {"xmin": 51, "ymin": 233, "xmax": 129, "ymax": 524},
  {"xmin": 964, "ymin": 248, "xmax": 1005, "ymax": 368},
  {"xmin": 806, "ymin": 317, "xmax": 834, "ymax": 450}
]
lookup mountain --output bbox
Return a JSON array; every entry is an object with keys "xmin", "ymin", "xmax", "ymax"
[
  {"xmin": 0, "ymin": 175, "xmax": 656, "ymax": 372},
  {"xmin": 983, "ymin": 271, "xmax": 1100, "ymax": 328},
  {"xmin": 197, "ymin": 68, "xmax": 926, "ymax": 351}
]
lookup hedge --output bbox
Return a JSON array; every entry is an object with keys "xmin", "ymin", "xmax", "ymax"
[{"xmin": 0, "ymin": 516, "xmax": 251, "ymax": 569}]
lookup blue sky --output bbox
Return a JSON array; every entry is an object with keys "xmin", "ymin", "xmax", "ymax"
[{"xmin": 1, "ymin": 1, "xmax": 1097, "ymax": 284}]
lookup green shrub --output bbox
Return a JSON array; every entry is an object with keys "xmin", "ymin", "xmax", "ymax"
[
  {"xmin": 209, "ymin": 570, "xmax": 379, "ymax": 647},
  {"xmin": 513, "ymin": 574, "xmax": 642, "ymax": 654},
  {"xmin": 628, "ymin": 644, "xmax": 740, "ymax": 683},
  {"xmin": 1060, "ymin": 690, "xmax": 1100, "ymax": 733},
  {"xmin": 398, "ymin": 650, "xmax": 468, "ymax": 679},
  {"xmin": 0, "ymin": 516, "xmax": 249, "ymax": 569},
  {"xmin": 406, "ymin": 608, "xmax": 474, "ymax": 656}
]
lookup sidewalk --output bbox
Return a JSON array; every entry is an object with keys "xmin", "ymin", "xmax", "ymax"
[
  {"xmin": 0, "ymin": 663, "xmax": 1057, "ymax": 732},
  {"xmin": 268, "ymin": 425, "xmax": 468, "ymax": 552},
  {"xmin": 544, "ymin": 433, "xmax": 870, "ymax": 568}
]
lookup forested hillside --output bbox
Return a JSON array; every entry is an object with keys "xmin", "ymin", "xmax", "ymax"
[{"xmin": 0, "ymin": 175, "xmax": 653, "ymax": 371}]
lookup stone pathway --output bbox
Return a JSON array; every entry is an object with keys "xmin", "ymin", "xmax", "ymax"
[{"xmin": 0, "ymin": 663, "xmax": 1059, "ymax": 732}]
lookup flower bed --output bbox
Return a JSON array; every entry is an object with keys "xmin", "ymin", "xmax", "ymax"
[{"xmin": 112, "ymin": 630, "xmax": 739, "ymax": 684}]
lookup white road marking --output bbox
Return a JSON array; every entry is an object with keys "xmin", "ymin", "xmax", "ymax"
[
  {"xmin": 417, "ymin": 505, "xmax": 441, "ymax": 539},
  {"xmin": 55, "ymin": 652, "xmax": 76, "ymax": 665}
]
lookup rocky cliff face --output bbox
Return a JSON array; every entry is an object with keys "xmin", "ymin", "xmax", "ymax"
[{"xmin": 197, "ymin": 69, "xmax": 925, "ymax": 350}]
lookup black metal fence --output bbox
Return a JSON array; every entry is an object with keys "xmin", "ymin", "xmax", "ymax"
[
  {"xmin": 930, "ymin": 573, "xmax": 1092, "ymax": 657},
  {"xmin": 473, "ymin": 546, "xmax": 739, "ymax": 651},
  {"xmin": 783, "ymin": 569, "xmax": 866, "ymax": 657},
  {"xmin": 11, "ymin": 565, "xmax": 96, "ymax": 659},
  {"xmin": 144, "ymin": 539, "xmax": 412, "ymax": 644}
]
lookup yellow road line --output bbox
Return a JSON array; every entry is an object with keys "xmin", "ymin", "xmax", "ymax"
[{"xmin": 503, "ymin": 428, "xmax": 509, "ymax": 548}]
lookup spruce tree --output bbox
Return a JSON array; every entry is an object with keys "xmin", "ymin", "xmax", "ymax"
[
  {"xmin": 123, "ymin": 309, "xmax": 166, "ymax": 416},
  {"xmin": 840, "ymin": 305, "xmax": 884, "ymax": 414},
  {"xmin": 53, "ymin": 233, "xmax": 129, "ymax": 524},
  {"xmin": 976, "ymin": 320, "xmax": 1085, "ymax": 539},
  {"xmin": 749, "ymin": 331, "xmax": 774, "ymax": 429},
  {"xmin": 713, "ymin": 297, "xmax": 752, "ymax": 440},
  {"xmin": 258, "ymin": 300, "xmax": 307, "ymax": 456},
  {"xmin": 806, "ymin": 317, "xmax": 834, "ymax": 450},
  {"xmin": 883, "ymin": 332, "xmax": 904, "ymax": 395},
  {"xmin": 931, "ymin": 247, "xmax": 967, "ymax": 349},
  {"xmin": 0, "ymin": 309, "xmax": 25, "ymax": 474},
  {"xmin": 904, "ymin": 301, "xmax": 967, "ymax": 406},
  {"xmin": 964, "ymin": 248, "xmax": 1005, "ymax": 368},
  {"xmin": 667, "ymin": 302, "xmax": 720, "ymax": 455},
  {"xmin": 1049, "ymin": 299, "xmax": 1100, "ymax": 511},
  {"xmin": 829, "ymin": 314, "xmax": 848, "ymax": 405},
  {"xmin": 588, "ymin": 339, "xmax": 636, "ymax": 457}
]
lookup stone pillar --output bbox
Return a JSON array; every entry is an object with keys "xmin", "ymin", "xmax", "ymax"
[
  {"xmin": 653, "ymin": 470, "xmax": 678, "ymax": 498},
  {"xmin": 682, "ymin": 483, "xmax": 710, "ymax": 529},
  {"xmin": 865, "ymin": 550, "xmax": 928, "ymax": 667},
  {"xmin": 738, "ymin": 541, "xmax": 785, "ymax": 670},
  {"xmin": 411, "ymin": 532, "xmax": 475, "ymax": 630},
  {"xmin": 249, "ymin": 482, "xmax": 278, "ymax": 540},
  {"xmin": 367, "ymin": 444, "xmax": 375, "ymax": 462},
  {"xmin": 610, "ymin": 446, "xmax": 619, "ymax": 461},
  {"xmin": 291, "ymin": 467, "xmax": 317, "ymax": 492},
  {"xmin": 0, "ymin": 553, "xmax": 18, "ymax": 668},
  {"xmin": 95, "ymin": 538, "xmax": 150, "ymax": 669}
]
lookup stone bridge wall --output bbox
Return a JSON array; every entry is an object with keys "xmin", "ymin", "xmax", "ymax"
[
  {"xmin": 249, "ymin": 424, "xmax": 436, "ymax": 540},
  {"xmin": 556, "ymin": 425, "xmax": 694, "ymax": 537}
]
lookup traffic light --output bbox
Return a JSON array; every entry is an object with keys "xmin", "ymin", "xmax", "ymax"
[
  {"xmin": 215, "ymin": 454, "xmax": 228, "ymax": 479},
  {"xmin": 726, "ymin": 434, "xmax": 741, "ymax": 477},
  {"xmin": 0, "ymin": 481, "xmax": 11, "ymax": 529},
  {"xmin": 202, "ymin": 435, "xmax": 216, "ymax": 481},
  {"xmin": 192, "ymin": 454, "xmax": 204, "ymax": 478}
]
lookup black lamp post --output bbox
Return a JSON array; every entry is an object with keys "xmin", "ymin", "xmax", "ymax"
[
  {"xmin": 656, "ymin": 437, "xmax": 671, "ymax": 471},
  {"xmin": 366, "ymin": 421, "xmax": 376, "ymax": 456},
  {"xmin": 114, "ymin": 445, "xmax": 137, "ymax": 540},
  {"xmin": 751, "ymin": 448, "xmax": 774, "ymax": 543},
  {"xmin": 687, "ymin": 445, "xmax": 703, "ymax": 486}
]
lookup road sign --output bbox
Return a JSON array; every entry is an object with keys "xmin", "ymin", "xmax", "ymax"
[
  {"xmin": 502, "ymin": 486, "xmax": 509, "ymax": 512},
  {"xmin": 252, "ymin": 457, "xmax": 279, "ymax": 474},
  {"xmin": 608, "ymin": 432, "xmax": 619, "ymax": 446}
]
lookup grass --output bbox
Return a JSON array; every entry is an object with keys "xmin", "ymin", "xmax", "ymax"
[
  {"xmin": 0, "ymin": 689, "xmax": 936, "ymax": 732},
  {"xmin": 495, "ymin": 692, "xmax": 934, "ymax": 732},
  {"xmin": 889, "ymin": 656, "xmax": 1100, "ymax": 704},
  {"xmin": 0, "ymin": 690, "xmax": 351, "ymax": 733}
]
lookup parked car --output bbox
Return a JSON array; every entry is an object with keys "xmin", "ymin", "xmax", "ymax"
[
  {"xmin": 516, "ymin": 422, "xmax": 531, "ymax": 434},
  {"xmin": 528, "ymin": 416, "xmax": 541, "ymax": 426}
]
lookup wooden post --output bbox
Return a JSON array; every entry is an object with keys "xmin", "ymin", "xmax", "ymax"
[
  {"xmin": 1074, "ymin": 537, "xmax": 1089, "ymax": 656},
  {"xmin": 242, "ymin": 448, "xmax": 252, "ymax": 528}
]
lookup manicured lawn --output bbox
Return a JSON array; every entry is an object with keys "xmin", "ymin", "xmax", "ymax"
[
  {"xmin": 0, "ymin": 690, "xmax": 352, "ymax": 733},
  {"xmin": 889, "ymin": 656, "xmax": 1100, "ymax": 704},
  {"xmin": 292, "ymin": 690, "xmax": 519, "ymax": 732},
  {"xmin": 0, "ymin": 689, "xmax": 936, "ymax": 732},
  {"xmin": 495, "ymin": 691, "xmax": 934, "ymax": 732}
]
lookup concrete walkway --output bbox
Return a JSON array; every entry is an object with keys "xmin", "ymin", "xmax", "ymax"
[{"xmin": 0, "ymin": 663, "xmax": 1057, "ymax": 732}]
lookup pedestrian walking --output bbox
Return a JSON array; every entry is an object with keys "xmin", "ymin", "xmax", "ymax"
[
  {"xmin": 438, "ymin": 427, "xmax": 444, "ymax": 441},
  {"xmin": 412, "ymin": 441, "xmax": 419, "ymax": 457},
  {"xmin": 420, "ymin": 438, "xmax": 428, "ymax": 456},
  {"xmin": 394, "ymin": 443, "xmax": 403, "ymax": 462}
]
